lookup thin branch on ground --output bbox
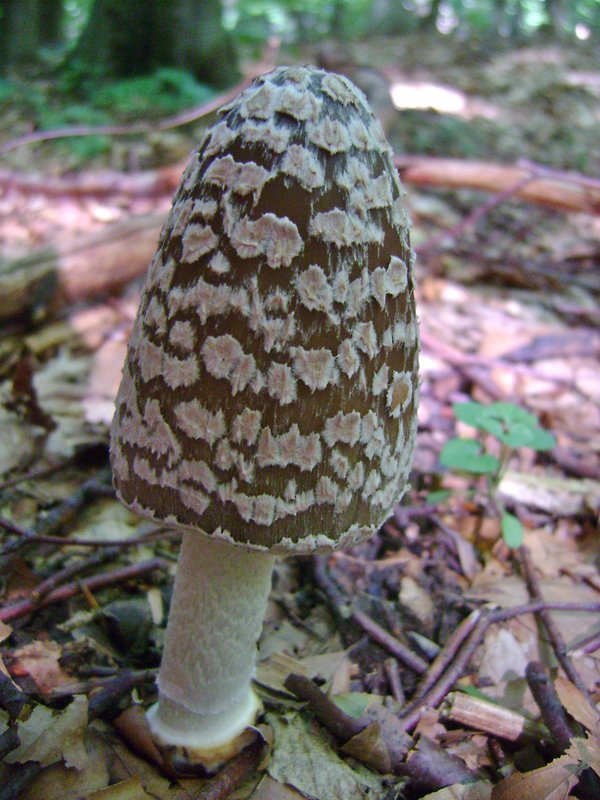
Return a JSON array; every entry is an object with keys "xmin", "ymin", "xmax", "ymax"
[
  {"xmin": 525, "ymin": 661, "xmax": 574, "ymax": 752},
  {"xmin": 398, "ymin": 613, "xmax": 489, "ymax": 731},
  {"xmin": 397, "ymin": 599, "xmax": 600, "ymax": 731},
  {"xmin": 416, "ymin": 173, "xmax": 536, "ymax": 256},
  {"xmin": 195, "ymin": 737, "xmax": 265, "ymax": 800},
  {"xmin": 31, "ymin": 548, "xmax": 120, "ymax": 600},
  {"xmin": 0, "ymin": 79, "xmax": 253, "ymax": 155},
  {"xmin": 518, "ymin": 545, "xmax": 596, "ymax": 706},
  {"xmin": 0, "ymin": 515, "xmax": 181, "ymax": 552},
  {"xmin": 384, "ymin": 657, "xmax": 406, "ymax": 705},
  {"xmin": 284, "ymin": 673, "xmax": 474, "ymax": 789},
  {"xmin": 88, "ymin": 669, "xmax": 157, "ymax": 721},
  {"xmin": 314, "ymin": 555, "xmax": 429, "ymax": 674},
  {"xmin": 414, "ymin": 608, "xmax": 483, "ymax": 698},
  {"xmin": 350, "ymin": 607, "xmax": 429, "ymax": 674},
  {"xmin": 0, "ymin": 558, "xmax": 168, "ymax": 623},
  {"xmin": 50, "ymin": 668, "xmax": 157, "ymax": 700}
]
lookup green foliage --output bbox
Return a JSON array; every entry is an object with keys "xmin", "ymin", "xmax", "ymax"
[
  {"xmin": 440, "ymin": 437, "xmax": 500, "ymax": 474},
  {"xmin": 451, "ymin": 401, "xmax": 556, "ymax": 451},
  {"xmin": 0, "ymin": 78, "xmax": 15, "ymax": 105},
  {"xmin": 440, "ymin": 401, "xmax": 555, "ymax": 549},
  {"xmin": 92, "ymin": 68, "xmax": 215, "ymax": 120},
  {"xmin": 396, "ymin": 111, "xmax": 489, "ymax": 161},
  {"xmin": 501, "ymin": 511, "xmax": 524, "ymax": 549}
]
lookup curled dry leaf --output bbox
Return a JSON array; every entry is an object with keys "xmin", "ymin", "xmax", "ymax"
[
  {"xmin": 14, "ymin": 727, "xmax": 111, "ymax": 800},
  {"xmin": 85, "ymin": 775, "xmax": 154, "ymax": 800},
  {"xmin": 250, "ymin": 774, "xmax": 306, "ymax": 799},
  {"xmin": 4, "ymin": 694, "xmax": 88, "ymax": 769},
  {"xmin": 554, "ymin": 675, "xmax": 600, "ymax": 735},
  {"xmin": 491, "ymin": 754, "xmax": 580, "ymax": 800},
  {"xmin": 266, "ymin": 712, "xmax": 389, "ymax": 800},
  {"xmin": 10, "ymin": 639, "xmax": 73, "ymax": 694},
  {"xmin": 419, "ymin": 780, "xmax": 492, "ymax": 799}
]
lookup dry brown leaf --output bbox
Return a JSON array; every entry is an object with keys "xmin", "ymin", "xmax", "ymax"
[
  {"xmin": 267, "ymin": 712, "xmax": 388, "ymax": 800},
  {"xmin": 250, "ymin": 775, "xmax": 307, "ymax": 799},
  {"xmin": 420, "ymin": 780, "xmax": 492, "ymax": 799},
  {"xmin": 11, "ymin": 639, "xmax": 73, "ymax": 694},
  {"xmin": 86, "ymin": 775, "xmax": 154, "ymax": 800},
  {"xmin": 565, "ymin": 735, "xmax": 600, "ymax": 779},
  {"xmin": 5, "ymin": 694, "xmax": 88, "ymax": 769},
  {"xmin": 94, "ymin": 719, "xmax": 201, "ymax": 799},
  {"xmin": 0, "ymin": 621, "xmax": 13, "ymax": 643},
  {"xmin": 491, "ymin": 755, "xmax": 579, "ymax": 800},
  {"xmin": 341, "ymin": 722, "xmax": 393, "ymax": 774},
  {"xmin": 399, "ymin": 575, "xmax": 436, "ymax": 626},
  {"xmin": 554, "ymin": 676, "xmax": 600, "ymax": 735},
  {"xmin": 18, "ymin": 727, "xmax": 111, "ymax": 800}
]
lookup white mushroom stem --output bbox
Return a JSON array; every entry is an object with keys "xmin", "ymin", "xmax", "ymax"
[{"xmin": 146, "ymin": 533, "xmax": 275, "ymax": 757}]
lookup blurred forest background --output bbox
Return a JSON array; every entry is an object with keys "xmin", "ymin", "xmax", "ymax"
[{"xmin": 1, "ymin": 0, "xmax": 599, "ymax": 172}]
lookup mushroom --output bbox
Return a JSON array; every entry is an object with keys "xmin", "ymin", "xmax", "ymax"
[{"xmin": 110, "ymin": 65, "xmax": 419, "ymax": 770}]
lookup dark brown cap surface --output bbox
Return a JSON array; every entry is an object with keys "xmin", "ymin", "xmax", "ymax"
[{"xmin": 110, "ymin": 66, "xmax": 419, "ymax": 553}]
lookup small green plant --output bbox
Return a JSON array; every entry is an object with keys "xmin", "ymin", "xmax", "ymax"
[{"xmin": 439, "ymin": 401, "xmax": 556, "ymax": 549}]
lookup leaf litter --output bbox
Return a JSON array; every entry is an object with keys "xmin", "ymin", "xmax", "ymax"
[{"xmin": 0, "ymin": 35, "xmax": 599, "ymax": 800}]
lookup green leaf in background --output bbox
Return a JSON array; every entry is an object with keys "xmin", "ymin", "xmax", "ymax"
[
  {"xmin": 452, "ymin": 401, "xmax": 555, "ymax": 451},
  {"xmin": 426, "ymin": 489, "xmax": 452, "ymax": 505},
  {"xmin": 501, "ymin": 511, "xmax": 524, "ymax": 548},
  {"xmin": 440, "ymin": 438, "xmax": 500, "ymax": 474},
  {"xmin": 452, "ymin": 401, "xmax": 491, "ymax": 429}
]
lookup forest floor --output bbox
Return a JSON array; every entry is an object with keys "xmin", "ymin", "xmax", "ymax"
[{"xmin": 0, "ymin": 33, "xmax": 599, "ymax": 800}]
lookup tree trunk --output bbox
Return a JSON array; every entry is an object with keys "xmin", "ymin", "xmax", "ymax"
[
  {"xmin": 0, "ymin": 0, "xmax": 43, "ymax": 71},
  {"xmin": 39, "ymin": 0, "xmax": 64, "ymax": 48},
  {"xmin": 366, "ymin": 0, "xmax": 416, "ymax": 36},
  {"xmin": 419, "ymin": 0, "xmax": 443, "ymax": 31},
  {"xmin": 70, "ymin": 0, "xmax": 238, "ymax": 85},
  {"xmin": 156, "ymin": 0, "xmax": 239, "ymax": 88}
]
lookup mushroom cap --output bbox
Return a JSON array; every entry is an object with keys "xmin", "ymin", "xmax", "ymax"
[{"xmin": 110, "ymin": 65, "xmax": 419, "ymax": 554}]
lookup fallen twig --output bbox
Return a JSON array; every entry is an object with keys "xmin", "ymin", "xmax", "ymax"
[
  {"xmin": 88, "ymin": 669, "xmax": 157, "ymax": 721},
  {"xmin": 284, "ymin": 673, "xmax": 473, "ymax": 789},
  {"xmin": 284, "ymin": 673, "xmax": 365, "ymax": 740},
  {"xmin": 414, "ymin": 608, "xmax": 483, "ymax": 698},
  {"xmin": 0, "ymin": 557, "xmax": 168, "ymax": 623},
  {"xmin": 350, "ymin": 607, "xmax": 429, "ymax": 674},
  {"xmin": 0, "ymin": 515, "xmax": 181, "ymax": 551},
  {"xmin": 399, "ymin": 612, "xmax": 489, "ymax": 730},
  {"xmin": 525, "ymin": 661, "xmax": 573, "ymax": 752},
  {"xmin": 384, "ymin": 657, "xmax": 406, "ymax": 705},
  {"xmin": 443, "ymin": 690, "xmax": 546, "ymax": 742},
  {"xmin": 416, "ymin": 172, "xmax": 535, "ymax": 255},
  {"xmin": 31, "ymin": 548, "xmax": 120, "ymax": 600},
  {"xmin": 0, "ymin": 468, "xmax": 114, "ymax": 559},
  {"xmin": 195, "ymin": 737, "xmax": 265, "ymax": 800},
  {"xmin": 518, "ymin": 546, "xmax": 595, "ymax": 705},
  {"xmin": 0, "ymin": 78, "xmax": 252, "ymax": 155},
  {"xmin": 396, "ymin": 155, "xmax": 600, "ymax": 214},
  {"xmin": 314, "ymin": 555, "xmax": 429, "ymax": 674},
  {"xmin": 0, "ymin": 674, "xmax": 27, "ymax": 722}
]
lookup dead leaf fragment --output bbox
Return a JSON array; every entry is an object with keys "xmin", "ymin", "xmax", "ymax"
[
  {"xmin": 491, "ymin": 754, "xmax": 580, "ymax": 800},
  {"xmin": 86, "ymin": 775, "xmax": 154, "ymax": 800},
  {"xmin": 18, "ymin": 727, "xmax": 111, "ymax": 800},
  {"xmin": 267, "ymin": 712, "xmax": 387, "ymax": 800},
  {"xmin": 5, "ymin": 694, "xmax": 88, "ymax": 769},
  {"xmin": 420, "ymin": 780, "xmax": 492, "ymax": 799},
  {"xmin": 565, "ymin": 735, "xmax": 600, "ymax": 779},
  {"xmin": 555, "ymin": 676, "xmax": 600, "ymax": 736},
  {"xmin": 11, "ymin": 639, "xmax": 73, "ymax": 694},
  {"xmin": 250, "ymin": 774, "xmax": 306, "ymax": 799}
]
